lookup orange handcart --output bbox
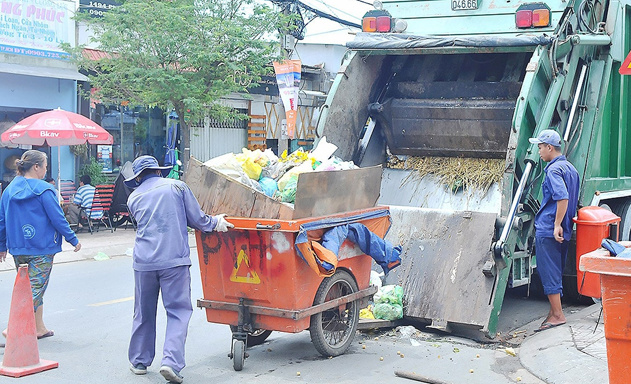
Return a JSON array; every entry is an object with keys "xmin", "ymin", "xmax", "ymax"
[{"xmin": 195, "ymin": 207, "xmax": 392, "ymax": 371}]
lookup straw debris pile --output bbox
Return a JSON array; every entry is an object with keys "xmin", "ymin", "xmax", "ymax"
[{"xmin": 388, "ymin": 155, "xmax": 505, "ymax": 194}]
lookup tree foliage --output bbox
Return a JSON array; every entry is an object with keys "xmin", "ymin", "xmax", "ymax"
[{"xmin": 66, "ymin": 0, "xmax": 286, "ymax": 170}]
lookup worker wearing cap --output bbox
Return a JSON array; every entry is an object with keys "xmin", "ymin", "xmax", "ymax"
[
  {"xmin": 124, "ymin": 155, "xmax": 233, "ymax": 383},
  {"xmin": 529, "ymin": 129, "xmax": 579, "ymax": 332}
]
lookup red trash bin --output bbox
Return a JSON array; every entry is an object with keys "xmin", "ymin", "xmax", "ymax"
[
  {"xmin": 573, "ymin": 206, "xmax": 620, "ymax": 298},
  {"xmin": 580, "ymin": 249, "xmax": 631, "ymax": 384}
]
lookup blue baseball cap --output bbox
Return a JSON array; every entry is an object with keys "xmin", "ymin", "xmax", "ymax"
[
  {"xmin": 124, "ymin": 155, "xmax": 172, "ymax": 188},
  {"xmin": 529, "ymin": 129, "xmax": 562, "ymax": 147}
]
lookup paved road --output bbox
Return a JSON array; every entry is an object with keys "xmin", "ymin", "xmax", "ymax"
[{"xmin": 0, "ymin": 250, "xmax": 580, "ymax": 384}]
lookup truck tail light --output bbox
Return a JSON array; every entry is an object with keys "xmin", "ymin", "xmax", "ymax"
[
  {"xmin": 362, "ymin": 9, "xmax": 395, "ymax": 33},
  {"xmin": 363, "ymin": 16, "xmax": 377, "ymax": 32},
  {"xmin": 532, "ymin": 9, "xmax": 550, "ymax": 27},
  {"xmin": 515, "ymin": 3, "xmax": 551, "ymax": 29},
  {"xmin": 376, "ymin": 16, "xmax": 391, "ymax": 32},
  {"xmin": 515, "ymin": 10, "xmax": 532, "ymax": 28}
]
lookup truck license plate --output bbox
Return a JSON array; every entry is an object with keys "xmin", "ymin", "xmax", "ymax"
[{"xmin": 451, "ymin": 0, "xmax": 478, "ymax": 10}]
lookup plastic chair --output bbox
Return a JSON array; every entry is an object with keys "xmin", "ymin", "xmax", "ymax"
[
  {"xmin": 59, "ymin": 180, "xmax": 76, "ymax": 204},
  {"xmin": 85, "ymin": 184, "xmax": 115, "ymax": 233}
]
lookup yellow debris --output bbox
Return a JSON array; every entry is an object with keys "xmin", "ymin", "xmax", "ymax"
[{"xmin": 504, "ymin": 348, "xmax": 517, "ymax": 357}]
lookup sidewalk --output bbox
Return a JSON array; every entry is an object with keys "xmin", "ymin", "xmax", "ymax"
[
  {"xmin": 520, "ymin": 303, "xmax": 608, "ymax": 383},
  {"xmin": 0, "ymin": 228, "xmax": 197, "ymax": 272}
]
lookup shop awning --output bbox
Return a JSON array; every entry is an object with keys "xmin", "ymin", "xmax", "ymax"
[{"xmin": 0, "ymin": 62, "xmax": 88, "ymax": 81}]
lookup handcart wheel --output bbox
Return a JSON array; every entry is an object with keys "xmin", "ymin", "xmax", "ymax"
[
  {"xmin": 230, "ymin": 326, "xmax": 272, "ymax": 347},
  {"xmin": 232, "ymin": 339, "xmax": 245, "ymax": 371},
  {"xmin": 309, "ymin": 270, "xmax": 360, "ymax": 357}
]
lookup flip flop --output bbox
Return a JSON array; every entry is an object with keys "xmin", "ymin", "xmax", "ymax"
[
  {"xmin": 37, "ymin": 330, "xmax": 54, "ymax": 339},
  {"xmin": 534, "ymin": 322, "xmax": 566, "ymax": 333}
]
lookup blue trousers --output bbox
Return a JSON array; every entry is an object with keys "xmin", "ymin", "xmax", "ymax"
[
  {"xmin": 128, "ymin": 266, "xmax": 193, "ymax": 372},
  {"xmin": 536, "ymin": 237, "xmax": 569, "ymax": 296}
]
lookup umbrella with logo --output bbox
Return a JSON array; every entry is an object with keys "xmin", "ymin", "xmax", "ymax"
[{"xmin": 1, "ymin": 108, "xmax": 113, "ymax": 198}]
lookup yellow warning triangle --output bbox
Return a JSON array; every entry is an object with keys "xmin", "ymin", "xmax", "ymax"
[{"xmin": 230, "ymin": 249, "xmax": 261, "ymax": 284}]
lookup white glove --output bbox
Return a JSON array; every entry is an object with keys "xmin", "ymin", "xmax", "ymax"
[{"xmin": 214, "ymin": 214, "xmax": 234, "ymax": 232}]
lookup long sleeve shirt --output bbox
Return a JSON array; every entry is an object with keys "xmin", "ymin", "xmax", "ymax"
[
  {"xmin": 127, "ymin": 175, "xmax": 217, "ymax": 271},
  {"xmin": 0, "ymin": 176, "xmax": 78, "ymax": 255}
]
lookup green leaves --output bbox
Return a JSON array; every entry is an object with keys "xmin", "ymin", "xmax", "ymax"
[{"xmin": 65, "ymin": 0, "xmax": 288, "ymax": 169}]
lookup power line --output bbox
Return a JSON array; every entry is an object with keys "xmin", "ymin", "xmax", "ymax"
[{"xmin": 270, "ymin": 0, "xmax": 362, "ymax": 29}]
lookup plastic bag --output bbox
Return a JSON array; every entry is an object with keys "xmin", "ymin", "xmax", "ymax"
[
  {"xmin": 277, "ymin": 161, "xmax": 312, "ymax": 191},
  {"xmin": 374, "ymin": 285, "xmax": 403, "ymax": 306},
  {"xmin": 314, "ymin": 156, "xmax": 358, "ymax": 172},
  {"xmin": 240, "ymin": 157, "xmax": 262, "ymax": 180},
  {"xmin": 370, "ymin": 270, "xmax": 383, "ymax": 289},
  {"xmin": 310, "ymin": 136, "xmax": 338, "ymax": 163},
  {"xmin": 204, "ymin": 153, "xmax": 243, "ymax": 179},
  {"xmin": 259, "ymin": 177, "xmax": 278, "ymax": 197},
  {"xmin": 279, "ymin": 174, "xmax": 298, "ymax": 203},
  {"xmin": 373, "ymin": 303, "xmax": 403, "ymax": 321},
  {"xmin": 360, "ymin": 305, "xmax": 375, "ymax": 319}
]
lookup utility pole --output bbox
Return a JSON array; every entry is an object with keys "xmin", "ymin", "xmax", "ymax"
[{"xmin": 277, "ymin": 2, "xmax": 295, "ymax": 156}]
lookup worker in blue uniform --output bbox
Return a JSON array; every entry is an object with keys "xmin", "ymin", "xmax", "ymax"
[{"xmin": 124, "ymin": 155, "xmax": 233, "ymax": 383}]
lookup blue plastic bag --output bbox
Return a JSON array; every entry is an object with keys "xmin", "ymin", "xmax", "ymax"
[{"xmin": 259, "ymin": 177, "xmax": 278, "ymax": 198}]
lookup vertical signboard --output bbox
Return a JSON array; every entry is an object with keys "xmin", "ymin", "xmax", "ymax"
[
  {"xmin": 273, "ymin": 60, "xmax": 301, "ymax": 139},
  {"xmin": 97, "ymin": 144, "xmax": 113, "ymax": 173},
  {"xmin": 0, "ymin": 0, "xmax": 75, "ymax": 59}
]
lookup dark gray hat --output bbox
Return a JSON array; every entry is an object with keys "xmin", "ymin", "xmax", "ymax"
[{"xmin": 124, "ymin": 155, "xmax": 172, "ymax": 188}]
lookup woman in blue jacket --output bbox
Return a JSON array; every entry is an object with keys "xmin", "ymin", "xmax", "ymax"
[{"xmin": 0, "ymin": 150, "xmax": 82, "ymax": 339}]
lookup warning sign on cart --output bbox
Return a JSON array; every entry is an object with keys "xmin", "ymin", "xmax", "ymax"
[{"xmin": 230, "ymin": 249, "xmax": 261, "ymax": 284}]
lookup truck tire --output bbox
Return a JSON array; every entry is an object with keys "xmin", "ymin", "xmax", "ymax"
[
  {"xmin": 615, "ymin": 199, "xmax": 631, "ymax": 241},
  {"xmin": 309, "ymin": 270, "xmax": 359, "ymax": 357}
]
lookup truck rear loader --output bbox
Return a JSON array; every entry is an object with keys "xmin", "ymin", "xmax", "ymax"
[{"xmin": 317, "ymin": 0, "xmax": 631, "ymax": 336}]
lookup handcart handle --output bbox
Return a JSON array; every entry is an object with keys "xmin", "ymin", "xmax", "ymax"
[{"xmin": 256, "ymin": 223, "xmax": 281, "ymax": 230}]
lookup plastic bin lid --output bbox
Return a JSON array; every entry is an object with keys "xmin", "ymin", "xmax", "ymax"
[{"xmin": 573, "ymin": 206, "xmax": 621, "ymax": 225}]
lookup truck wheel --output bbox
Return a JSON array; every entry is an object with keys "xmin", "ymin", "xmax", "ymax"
[
  {"xmin": 309, "ymin": 270, "xmax": 359, "ymax": 357},
  {"xmin": 615, "ymin": 200, "xmax": 631, "ymax": 241},
  {"xmin": 229, "ymin": 326, "xmax": 272, "ymax": 347}
]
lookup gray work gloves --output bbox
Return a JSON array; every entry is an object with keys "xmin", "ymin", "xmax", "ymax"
[{"xmin": 214, "ymin": 214, "xmax": 235, "ymax": 232}]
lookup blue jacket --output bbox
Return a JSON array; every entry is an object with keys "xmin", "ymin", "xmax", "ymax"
[
  {"xmin": 0, "ymin": 176, "xmax": 79, "ymax": 255},
  {"xmin": 127, "ymin": 175, "xmax": 217, "ymax": 272}
]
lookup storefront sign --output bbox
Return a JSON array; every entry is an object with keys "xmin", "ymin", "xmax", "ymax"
[
  {"xmin": 78, "ymin": 0, "xmax": 120, "ymax": 18},
  {"xmin": 247, "ymin": 75, "xmax": 279, "ymax": 97},
  {"xmin": 0, "ymin": 0, "xmax": 74, "ymax": 59}
]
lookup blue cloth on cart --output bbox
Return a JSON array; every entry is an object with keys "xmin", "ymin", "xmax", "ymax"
[
  {"xmin": 294, "ymin": 208, "xmax": 401, "ymax": 275},
  {"xmin": 321, "ymin": 223, "xmax": 402, "ymax": 275}
]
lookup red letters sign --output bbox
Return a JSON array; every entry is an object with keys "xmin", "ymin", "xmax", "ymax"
[{"xmin": 620, "ymin": 51, "xmax": 631, "ymax": 75}]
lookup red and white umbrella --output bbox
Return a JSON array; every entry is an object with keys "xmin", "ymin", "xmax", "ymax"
[
  {"xmin": 1, "ymin": 108, "xmax": 113, "ymax": 146},
  {"xmin": 1, "ymin": 108, "xmax": 113, "ymax": 197}
]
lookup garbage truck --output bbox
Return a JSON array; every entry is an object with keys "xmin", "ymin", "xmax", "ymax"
[{"xmin": 316, "ymin": 0, "xmax": 631, "ymax": 337}]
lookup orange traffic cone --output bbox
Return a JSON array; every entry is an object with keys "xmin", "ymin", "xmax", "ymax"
[{"xmin": 0, "ymin": 265, "xmax": 58, "ymax": 377}]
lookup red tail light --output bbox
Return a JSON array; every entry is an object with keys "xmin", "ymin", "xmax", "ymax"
[
  {"xmin": 376, "ymin": 16, "xmax": 391, "ymax": 32},
  {"xmin": 362, "ymin": 9, "xmax": 392, "ymax": 33}
]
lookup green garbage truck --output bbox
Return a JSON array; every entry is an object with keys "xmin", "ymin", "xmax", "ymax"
[{"xmin": 316, "ymin": 0, "xmax": 631, "ymax": 336}]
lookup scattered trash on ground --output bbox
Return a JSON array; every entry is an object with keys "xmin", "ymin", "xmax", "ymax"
[{"xmin": 93, "ymin": 252, "xmax": 110, "ymax": 261}]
